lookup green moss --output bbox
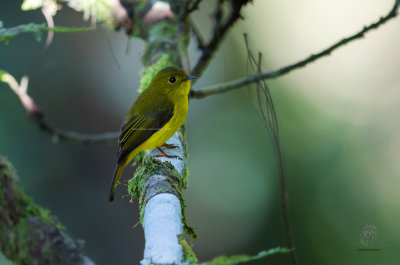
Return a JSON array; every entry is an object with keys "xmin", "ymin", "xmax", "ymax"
[
  {"xmin": 179, "ymin": 235, "xmax": 198, "ymax": 264},
  {"xmin": 10, "ymin": 217, "xmax": 79, "ymax": 264},
  {"xmin": 161, "ymin": 161, "xmax": 197, "ymax": 238},
  {"xmin": 13, "ymin": 218, "xmax": 35, "ymax": 264},
  {"xmin": 0, "ymin": 156, "xmax": 79, "ymax": 264},
  {"xmin": 128, "ymin": 153, "xmax": 163, "ymax": 222},
  {"xmin": 148, "ymin": 21, "xmax": 177, "ymax": 42},
  {"xmin": 22, "ymin": 194, "xmax": 65, "ymax": 231},
  {"xmin": 201, "ymin": 247, "xmax": 292, "ymax": 265},
  {"xmin": 140, "ymin": 19, "xmax": 182, "ymax": 70},
  {"xmin": 138, "ymin": 54, "xmax": 174, "ymax": 93},
  {"xmin": 129, "ymin": 2, "xmax": 148, "ymax": 39},
  {"xmin": 183, "ymin": 166, "xmax": 189, "ymax": 185},
  {"xmin": 177, "ymin": 124, "xmax": 188, "ymax": 158},
  {"xmin": 127, "ymin": 153, "xmax": 179, "ymax": 223},
  {"xmin": 128, "ymin": 153, "xmax": 157, "ymax": 199},
  {"xmin": 131, "ymin": 5, "xmax": 197, "ymax": 240},
  {"xmin": 126, "ymin": 152, "xmax": 197, "ymax": 238},
  {"xmin": 183, "ymin": 221, "xmax": 197, "ymax": 239}
]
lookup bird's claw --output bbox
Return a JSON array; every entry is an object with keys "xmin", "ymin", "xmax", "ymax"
[
  {"xmin": 155, "ymin": 147, "xmax": 182, "ymax": 160},
  {"xmin": 162, "ymin": 143, "xmax": 179, "ymax": 149}
]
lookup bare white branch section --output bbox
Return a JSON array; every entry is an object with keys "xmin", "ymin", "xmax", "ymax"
[
  {"xmin": 141, "ymin": 132, "xmax": 186, "ymax": 265},
  {"xmin": 149, "ymin": 133, "xmax": 186, "ymax": 175},
  {"xmin": 141, "ymin": 194, "xmax": 184, "ymax": 265}
]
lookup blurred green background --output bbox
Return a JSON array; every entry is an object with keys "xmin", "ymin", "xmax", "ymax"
[{"xmin": 1, "ymin": 0, "xmax": 400, "ymax": 265}]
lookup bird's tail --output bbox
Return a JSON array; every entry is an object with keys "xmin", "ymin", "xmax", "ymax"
[{"xmin": 109, "ymin": 162, "xmax": 125, "ymax": 201}]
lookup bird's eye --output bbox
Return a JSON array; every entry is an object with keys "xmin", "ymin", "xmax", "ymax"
[{"xmin": 169, "ymin": 76, "xmax": 176, "ymax": 83}]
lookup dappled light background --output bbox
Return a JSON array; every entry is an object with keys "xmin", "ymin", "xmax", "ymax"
[{"xmin": 1, "ymin": 0, "xmax": 400, "ymax": 265}]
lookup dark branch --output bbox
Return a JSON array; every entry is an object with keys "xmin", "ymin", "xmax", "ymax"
[
  {"xmin": 186, "ymin": 0, "xmax": 203, "ymax": 15},
  {"xmin": 0, "ymin": 156, "xmax": 95, "ymax": 265},
  {"xmin": 179, "ymin": 0, "xmax": 203, "ymax": 21},
  {"xmin": 0, "ymin": 71, "xmax": 118, "ymax": 144},
  {"xmin": 191, "ymin": 0, "xmax": 251, "ymax": 78},
  {"xmin": 190, "ymin": 0, "xmax": 400, "ymax": 99},
  {"xmin": 189, "ymin": 18, "xmax": 206, "ymax": 51}
]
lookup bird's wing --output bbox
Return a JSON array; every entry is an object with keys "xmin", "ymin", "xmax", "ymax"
[{"xmin": 117, "ymin": 103, "xmax": 174, "ymax": 163}]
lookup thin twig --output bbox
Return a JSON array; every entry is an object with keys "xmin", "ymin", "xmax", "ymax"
[
  {"xmin": 191, "ymin": 0, "xmax": 251, "ymax": 78},
  {"xmin": 244, "ymin": 35, "xmax": 298, "ymax": 265},
  {"xmin": 187, "ymin": 0, "xmax": 203, "ymax": 14},
  {"xmin": 180, "ymin": 0, "xmax": 203, "ymax": 20},
  {"xmin": 104, "ymin": 28, "xmax": 121, "ymax": 69},
  {"xmin": 198, "ymin": 247, "xmax": 292, "ymax": 265},
  {"xmin": 0, "ymin": 71, "xmax": 118, "ymax": 143},
  {"xmin": 189, "ymin": 18, "xmax": 206, "ymax": 50},
  {"xmin": 41, "ymin": 2, "xmax": 55, "ymax": 47},
  {"xmin": 190, "ymin": 0, "xmax": 400, "ymax": 99},
  {"xmin": 0, "ymin": 23, "xmax": 93, "ymax": 41}
]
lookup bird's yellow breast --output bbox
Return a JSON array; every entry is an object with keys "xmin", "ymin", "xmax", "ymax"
[
  {"xmin": 109, "ymin": 67, "xmax": 194, "ymax": 201},
  {"xmin": 125, "ymin": 94, "xmax": 188, "ymax": 164},
  {"xmin": 143, "ymin": 96, "xmax": 188, "ymax": 150}
]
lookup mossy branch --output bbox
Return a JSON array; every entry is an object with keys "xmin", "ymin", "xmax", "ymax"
[
  {"xmin": 0, "ymin": 22, "xmax": 93, "ymax": 44},
  {"xmin": 0, "ymin": 70, "xmax": 119, "ymax": 143},
  {"xmin": 199, "ymin": 247, "xmax": 292, "ymax": 265},
  {"xmin": 122, "ymin": 3, "xmax": 197, "ymax": 264},
  {"xmin": 0, "ymin": 156, "xmax": 95, "ymax": 265}
]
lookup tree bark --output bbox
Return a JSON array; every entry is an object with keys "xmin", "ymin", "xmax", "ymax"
[
  {"xmin": 0, "ymin": 156, "xmax": 95, "ymax": 265},
  {"xmin": 125, "ymin": 2, "xmax": 197, "ymax": 264}
]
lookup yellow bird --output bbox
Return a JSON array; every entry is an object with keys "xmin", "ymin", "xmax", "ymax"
[{"xmin": 109, "ymin": 67, "xmax": 195, "ymax": 201}]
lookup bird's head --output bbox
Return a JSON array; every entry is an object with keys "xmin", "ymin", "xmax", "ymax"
[{"xmin": 150, "ymin": 67, "xmax": 196, "ymax": 96}]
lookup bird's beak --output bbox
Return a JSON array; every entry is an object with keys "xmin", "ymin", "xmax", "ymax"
[{"xmin": 184, "ymin": 75, "xmax": 196, "ymax": 81}]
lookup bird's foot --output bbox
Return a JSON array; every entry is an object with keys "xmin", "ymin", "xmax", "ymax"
[
  {"xmin": 162, "ymin": 143, "xmax": 179, "ymax": 149},
  {"xmin": 155, "ymin": 147, "xmax": 182, "ymax": 160}
]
